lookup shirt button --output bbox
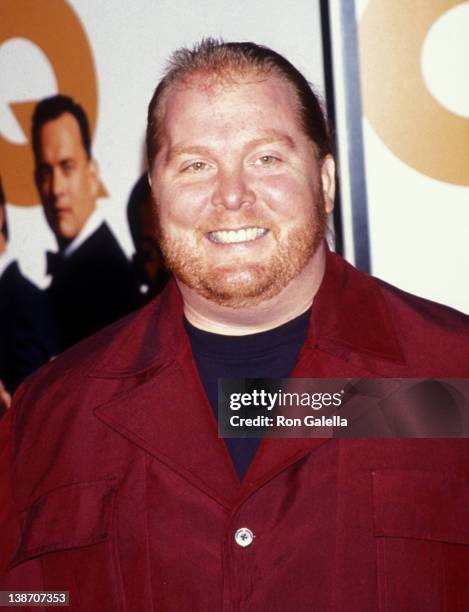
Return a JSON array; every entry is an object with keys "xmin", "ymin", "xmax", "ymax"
[{"xmin": 234, "ymin": 527, "xmax": 255, "ymax": 547}]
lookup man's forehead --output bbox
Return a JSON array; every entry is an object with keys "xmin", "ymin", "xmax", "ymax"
[
  {"xmin": 40, "ymin": 112, "xmax": 79, "ymax": 134},
  {"xmin": 149, "ymin": 68, "xmax": 322, "ymax": 172},
  {"xmin": 37, "ymin": 113, "xmax": 86, "ymax": 158},
  {"xmin": 177, "ymin": 65, "xmax": 271, "ymax": 90},
  {"xmin": 159, "ymin": 72, "xmax": 300, "ymax": 136},
  {"xmin": 165, "ymin": 68, "xmax": 294, "ymax": 105}
]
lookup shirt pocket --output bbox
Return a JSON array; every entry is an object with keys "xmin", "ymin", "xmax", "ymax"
[
  {"xmin": 7, "ymin": 479, "xmax": 123, "ymax": 611},
  {"xmin": 372, "ymin": 469, "xmax": 469, "ymax": 612}
]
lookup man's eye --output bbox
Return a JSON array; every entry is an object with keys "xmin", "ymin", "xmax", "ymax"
[
  {"xmin": 183, "ymin": 161, "xmax": 209, "ymax": 173},
  {"xmin": 254, "ymin": 155, "xmax": 278, "ymax": 166},
  {"xmin": 62, "ymin": 162, "xmax": 74, "ymax": 174}
]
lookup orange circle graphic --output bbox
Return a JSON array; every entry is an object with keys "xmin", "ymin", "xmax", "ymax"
[
  {"xmin": 0, "ymin": 0, "xmax": 98, "ymax": 206},
  {"xmin": 359, "ymin": 0, "xmax": 469, "ymax": 186}
]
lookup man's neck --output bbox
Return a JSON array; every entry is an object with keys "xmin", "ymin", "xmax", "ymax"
[
  {"xmin": 59, "ymin": 207, "xmax": 102, "ymax": 258},
  {"xmin": 180, "ymin": 243, "xmax": 326, "ymax": 336}
]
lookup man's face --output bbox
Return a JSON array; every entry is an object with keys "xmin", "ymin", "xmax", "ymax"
[
  {"xmin": 35, "ymin": 112, "xmax": 99, "ymax": 243},
  {"xmin": 150, "ymin": 73, "xmax": 334, "ymax": 308}
]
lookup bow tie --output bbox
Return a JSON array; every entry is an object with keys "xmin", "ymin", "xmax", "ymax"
[{"xmin": 46, "ymin": 251, "xmax": 64, "ymax": 276}]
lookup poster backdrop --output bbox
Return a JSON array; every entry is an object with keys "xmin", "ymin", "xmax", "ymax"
[
  {"xmin": 0, "ymin": 0, "xmax": 324, "ymax": 286},
  {"xmin": 357, "ymin": 0, "xmax": 469, "ymax": 313}
]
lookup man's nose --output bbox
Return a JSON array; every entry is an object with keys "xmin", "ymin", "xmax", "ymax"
[
  {"xmin": 211, "ymin": 167, "xmax": 255, "ymax": 210},
  {"xmin": 51, "ymin": 168, "xmax": 66, "ymax": 198}
]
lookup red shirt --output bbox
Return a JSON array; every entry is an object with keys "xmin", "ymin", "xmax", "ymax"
[{"xmin": 1, "ymin": 248, "xmax": 469, "ymax": 611}]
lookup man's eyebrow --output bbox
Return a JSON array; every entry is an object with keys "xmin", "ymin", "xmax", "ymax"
[
  {"xmin": 166, "ymin": 145, "xmax": 212, "ymax": 163},
  {"xmin": 166, "ymin": 133, "xmax": 296, "ymax": 163},
  {"xmin": 37, "ymin": 156, "xmax": 75, "ymax": 167},
  {"xmin": 247, "ymin": 133, "xmax": 296, "ymax": 150}
]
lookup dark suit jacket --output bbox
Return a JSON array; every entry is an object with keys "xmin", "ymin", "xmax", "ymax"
[
  {"xmin": 0, "ymin": 261, "xmax": 58, "ymax": 394},
  {"xmin": 1, "ymin": 249, "xmax": 469, "ymax": 611},
  {"xmin": 47, "ymin": 222, "xmax": 138, "ymax": 350}
]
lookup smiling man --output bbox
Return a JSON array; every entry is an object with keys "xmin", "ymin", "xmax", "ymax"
[
  {"xmin": 1, "ymin": 41, "xmax": 469, "ymax": 611},
  {"xmin": 32, "ymin": 95, "xmax": 137, "ymax": 349},
  {"xmin": 151, "ymin": 71, "xmax": 333, "ymax": 318}
]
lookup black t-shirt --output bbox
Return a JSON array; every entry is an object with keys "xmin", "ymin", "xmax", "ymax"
[{"xmin": 185, "ymin": 308, "xmax": 311, "ymax": 480}]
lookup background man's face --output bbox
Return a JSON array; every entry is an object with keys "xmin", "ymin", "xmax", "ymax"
[
  {"xmin": 150, "ymin": 72, "xmax": 334, "ymax": 308},
  {"xmin": 35, "ymin": 112, "xmax": 98, "ymax": 243}
]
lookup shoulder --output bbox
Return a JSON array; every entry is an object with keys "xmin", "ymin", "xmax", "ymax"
[
  {"xmin": 0, "ymin": 263, "xmax": 46, "ymax": 316},
  {"xmin": 19, "ymin": 301, "xmax": 152, "ymax": 393},
  {"xmin": 7, "ymin": 282, "xmax": 184, "ymax": 505},
  {"xmin": 368, "ymin": 271, "xmax": 468, "ymax": 373},
  {"xmin": 376, "ymin": 277, "xmax": 469, "ymax": 335},
  {"xmin": 1, "ymin": 262, "xmax": 35, "ymax": 292},
  {"xmin": 68, "ymin": 223, "xmax": 128, "ymax": 267},
  {"xmin": 320, "ymin": 250, "xmax": 469, "ymax": 375},
  {"xmin": 14, "ymin": 279, "xmax": 181, "ymax": 408},
  {"xmin": 8, "ymin": 303, "xmax": 152, "ymax": 482},
  {"xmin": 54, "ymin": 224, "xmax": 133, "ymax": 294},
  {"xmin": 89, "ymin": 223, "xmax": 127, "ymax": 259}
]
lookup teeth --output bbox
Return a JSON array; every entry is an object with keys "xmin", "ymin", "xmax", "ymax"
[{"xmin": 208, "ymin": 227, "xmax": 268, "ymax": 244}]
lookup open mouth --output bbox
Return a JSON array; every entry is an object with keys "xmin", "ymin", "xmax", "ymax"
[{"xmin": 207, "ymin": 227, "xmax": 269, "ymax": 244}]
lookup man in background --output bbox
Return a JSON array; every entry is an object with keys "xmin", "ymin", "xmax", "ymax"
[
  {"xmin": 0, "ymin": 179, "xmax": 58, "ymax": 412},
  {"xmin": 127, "ymin": 173, "xmax": 169, "ymax": 304},
  {"xmin": 32, "ymin": 95, "xmax": 137, "ymax": 350}
]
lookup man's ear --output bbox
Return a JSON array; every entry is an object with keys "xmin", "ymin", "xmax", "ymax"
[
  {"xmin": 320, "ymin": 154, "xmax": 336, "ymax": 213},
  {"xmin": 147, "ymin": 172, "xmax": 158, "ymax": 209},
  {"xmin": 87, "ymin": 159, "xmax": 100, "ymax": 198}
]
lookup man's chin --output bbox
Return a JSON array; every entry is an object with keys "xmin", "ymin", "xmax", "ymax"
[
  {"xmin": 51, "ymin": 220, "xmax": 76, "ymax": 243},
  {"xmin": 205, "ymin": 272, "xmax": 269, "ymax": 308},
  {"xmin": 179, "ymin": 264, "xmax": 292, "ymax": 309},
  {"xmin": 162, "ymin": 216, "xmax": 326, "ymax": 308}
]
